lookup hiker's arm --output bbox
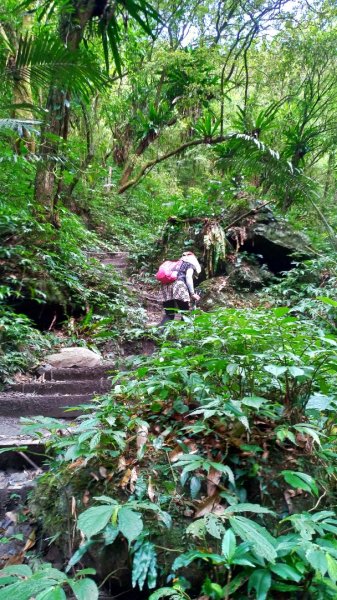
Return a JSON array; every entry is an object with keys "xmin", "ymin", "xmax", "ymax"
[{"xmin": 186, "ymin": 267, "xmax": 195, "ymax": 296}]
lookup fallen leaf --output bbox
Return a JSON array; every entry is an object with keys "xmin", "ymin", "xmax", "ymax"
[
  {"xmin": 284, "ymin": 489, "xmax": 295, "ymax": 514},
  {"xmin": 5, "ymin": 511, "xmax": 18, "ymax": 524},
  {"xmin": 129, "ymin": 467, "xmax": 138, "ymax": 492},
  {"xmin": 212, "ymin": 504, "xmax": 225, "ymax": 515},
  {"xmin": 5, "ymin": 551, "xmax": 25, "ymax": 566},
  {"xmin": 262, "ymin": 442, "xmax": 269, "ymax": 460},
  {"xmin": 82, "ymin": 490, "xmax": 90, "ymax": 506},
  {"xmin": 148, "ymin": 476, "xmax": 155, "ymax": 501},
  {"xmin": 119, "ymin": 468, "xmax": 132, "ymax": 489},
  {"xmin": 169, "ymin": 446, "xmax": 184, "ymax": 462},
  {"xmin": 68, "ymin": 458, "xmax": 85, "ymax": 470},
  {"xmin": 117, "ymin": 456, "xmax": 127, "ymax": 471},
  {"xmin": 137, "ymin": 424, "xmax": 149, "ymax": 450},
  {"xmin": 207, "ymin": 467, "xmax": 222, "ymax": 496},
  {"xmin": 99, "ymin": 466, "xmax": 108, "ymax": 478},
  {"xmin": 194, "ymin": 494, "xmax": 220, "ymax": 518},
  {"xmin": 23, "ymin": 530, "xmax": 36, "ymax": 552}
]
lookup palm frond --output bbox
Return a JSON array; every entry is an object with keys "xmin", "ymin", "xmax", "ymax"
[
  {"xmin": 0, "ymin": 118, "xmax": 41, "ymax": 135},
  {"xmin": 17, "ymin": 0, "xmax": 161, "ymax": 78},
  {"xmin": 12, "ymin": 32, "xmax": 108, "ymax": 98},
  {"xmin": 215, "ymin": 133, "xmax": 318, "ymax": 207},
  {"xmin": 1, "ymin": 102, "xmax": 48, "ymax": 116}
]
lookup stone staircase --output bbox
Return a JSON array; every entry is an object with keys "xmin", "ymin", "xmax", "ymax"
[
  {"xmin": 0, "ymin": 248, "xmax": 158, "ymax": 518},
  {"xmin": 0, "ymin": 364, "xmax": 114, "ymax": 442},
  {"xmin": 0, "ymin": 363, "xmax": 115, "ymax": 518}
]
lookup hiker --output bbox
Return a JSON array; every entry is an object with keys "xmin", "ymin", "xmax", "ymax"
[{"xmin": 157, "ymin": 251, "xmax": 201, "ymax": 326}]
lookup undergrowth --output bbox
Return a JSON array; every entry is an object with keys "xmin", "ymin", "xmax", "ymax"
[
  {"xmin": 0, "ymin": 307, "xmax": 57, "ymax": 383},
  {"xmin": 10, "ymin": 306, "xmax": 337, "ymax": 599},
  {"xmin": 0, "ymin": 193, "xmax": 146, "ymax": 380}
]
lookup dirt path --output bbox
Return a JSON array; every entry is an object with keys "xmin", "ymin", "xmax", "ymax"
[{"xmin": 99, "ymin": 251, "xmax": 163, "ymax": 326}]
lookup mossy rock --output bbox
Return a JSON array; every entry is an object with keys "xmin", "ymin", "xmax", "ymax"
[{"xmin": 199, "ymin": 275, "xmax": 261, "ymax": 310}]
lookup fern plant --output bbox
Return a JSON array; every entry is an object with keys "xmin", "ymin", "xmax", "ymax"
[
  {"xmin": 214, "ymin": 133, "xmax": 318, "ymax": 210},
  {"xmin": 1, "ymin": 31, "xmax": 108, "ymax": 98}
]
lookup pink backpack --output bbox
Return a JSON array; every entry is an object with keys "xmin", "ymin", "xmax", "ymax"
[{"xmin": 156, "ymin": 259, "xmax": 182, "ymax": 284}]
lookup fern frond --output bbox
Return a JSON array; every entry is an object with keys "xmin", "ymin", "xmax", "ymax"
[
  {"xmin": 215, "ymin": 133, "xmax": 318, "ymax": 208},
  {"xmin": 0, "ymin": 118, "xmax": 41, "ymax": 134},
  {"xmin": 10, "ymin": 32, "xmax": 107, "ymax": 97}
]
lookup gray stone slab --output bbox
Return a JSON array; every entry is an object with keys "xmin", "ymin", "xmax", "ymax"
[
  {"xmin": 41, "ymin": 363, "xmax": 116, "ymax": 381},
  {"xmin": 0, "ymin": 393, "xmax": 94, "ymax": 418},
  {"xmin": 8, "ymin": 380, "xmax": 111, "ymax": 395}
]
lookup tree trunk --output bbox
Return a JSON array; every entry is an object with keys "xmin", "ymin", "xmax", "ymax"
[
  {"xmin": 34, "ymin": 0, "xmax": 102, "ymax": 223},
  {"xmin": 323, "ymin": 151, "xmax": 335, "ymax": 200},
  {"xmin": 34, "ymin": 87, "xmax": 69, "ymax": 221},
  {"xmin": 119, "ymin": 118, "xmax": 177, "ymax": 189}
]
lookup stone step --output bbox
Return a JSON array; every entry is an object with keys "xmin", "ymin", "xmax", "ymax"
[
  {"xmin": 0, "ymin": 469, "xmax": 38, "ymax": 518},
  {"xmin": 0, "ymin": 417, "xmax": 70, "ymax": 469},
  {"xmin": 8, "ymin": 379, "xmax": 111, "ymax": 395},
  {"xmin": 0, "ymin": 417, "xmax": 27, "ymax": 438},
  {"xmin": 101, "ymin": 252, "xmax": 129, "ymax": 269},
  {"xmin": 39, "ymin": 364, "xmax": 115, "ymax": 381},
  {"xmin": 0, "ymin": 393, "xmax": 94, "ymax": 418}
]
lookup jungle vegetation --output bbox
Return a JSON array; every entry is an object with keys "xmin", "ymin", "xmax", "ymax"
[{"xmin": 0, "ymin": 0, "xmax": 337, "ymax": 598}]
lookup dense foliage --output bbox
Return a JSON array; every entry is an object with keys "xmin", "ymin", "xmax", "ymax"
[{"xmin": 14, "ymin": 307, "xmax": 337, "ymax": 599}]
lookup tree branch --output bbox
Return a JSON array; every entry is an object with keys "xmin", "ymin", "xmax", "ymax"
[{"xmin": 118, "ymin": 134, "xmax": 232, "ymax": 194}]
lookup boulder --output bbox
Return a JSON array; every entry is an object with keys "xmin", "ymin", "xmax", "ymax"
[
  {"xmin": 232, "ymin": 216, "xmax": 313, "ymax": 273},
  {"xmin": 226, "ymin": 255, "xmax": 274, "ymax": 289},
  {"xmin": 199, "ymin": 276, "xmax": 260, "ymax": 310},
  {"xmin": 154, "ymin": 202, "xmax": 314, "ymax": 278},
  {"xmin": 44, "ymin": 347, "xmax": 102, "ymax": 368}
]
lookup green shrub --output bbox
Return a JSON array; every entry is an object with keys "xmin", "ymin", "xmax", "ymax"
[
  {"xmin": 0, "ymin": 307, "xmax": 55, "ymax": 382},
  {"xmin": 23, "ymin": 308, "xmax": 337, "ymax": 597}
]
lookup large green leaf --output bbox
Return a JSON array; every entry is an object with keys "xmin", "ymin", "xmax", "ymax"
[
  {"xmin": 69, "ymin": 578, "xmax": 99, "ymax": 600},
  {"xmin": 282, "ymin": 471, "xmax": 319, "ymax": 496},
  {"xmin": 270, "ymin": 563, "xmax": 302, "ymax": 582},
  {"xmin": 77, "ymin": 505, "xmax": 114, "ymax": 538},
  {"xmin": 306, "ymin": 393, "xmax": 333, "ymax": 410},
  {"xmin": 317, "ymin": 296, "xmax": 337, "ymax": 307},
  {"xmin": 132, "ymin": 540, "xmax": 157, "ymax": 590},
  {"xmin": 306, "ymin": 549, "xmax": 328, "ymax": 576},
  {"xmin": 118, "ymin": 507, "xmax": 143, "ymax": 545},
  {"xmin": 0, "ymin": 581, "xmax": 42, "ymax": 600},
  {"xmin": 264, "ymin": 365, "xmax": 287, "ymax": 377},
  {"xmin": 229, "ymin": 516, "xmax": 277, "ymax": 562},
  {"xmin": 327, "ymin": 554, "xmax": 337, "ymax": 583},
  {"xmin": 0, "ymin": 565, "xmax": 32, "ymax": 577},
  {"xmin": 35, "ymin": 587, "xmax": 67, "ymax": 600},
  {"xmin": 248, "ymin": 569, "xmax": 272, "ymax": 600},
  {"xmin": 221, "ymin": 529, "xmax": 236, "ymax": 560},
  {"xmin": 65, "ymin": 540, "xmax": 94, "ymax": 572},
  {"xmin": 148, "ymin": 589, "xmax": 183, "ymax": 599},
  {"xmin": 13, "ymin": 32, "xmax": 107, "ymax": 98},
  {"xmin": 205, "ymin": 514, "xmax": 225, "ymax": 539},
  {"xmin": 223, "ymin": 503, "xmax": 275, "ymax": 515}
]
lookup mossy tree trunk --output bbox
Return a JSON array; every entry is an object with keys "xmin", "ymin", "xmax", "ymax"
[{"xmin": 34, "ymin": 0, "xmax": 106, "ymax": 225}]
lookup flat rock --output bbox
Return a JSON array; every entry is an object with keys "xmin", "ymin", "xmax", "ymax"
[
  {"xmin": 45, "ymin": 347, "xmax": 102, "ymax": 368},
  {"xmin": 0, "ymin": 393, "xmax": 94, "ymax": 417}
]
